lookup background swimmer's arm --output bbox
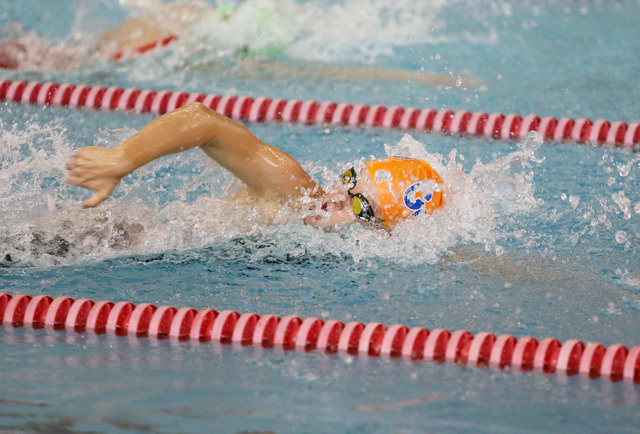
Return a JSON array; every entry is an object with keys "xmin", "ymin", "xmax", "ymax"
[
  {"xmin": 95, "ymin": 18, "xmax": 167, "ymax": 58},
  {"xmin": 66, "ymin": 102, "xmax": 318, "ymax": 208}
]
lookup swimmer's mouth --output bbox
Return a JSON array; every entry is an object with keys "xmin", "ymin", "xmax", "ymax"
[{"xmin": 303, "ymin": 201, "xmax": 330, "ymax": 225}]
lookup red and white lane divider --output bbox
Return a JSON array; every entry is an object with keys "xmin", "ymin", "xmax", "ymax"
[
  {"xmin": 1, "ymin": 79, "xmax": 639, "ymax": 147},
  {"xmin": 1, "ymin": 293, "xmax": 639, "ymax": 383}
]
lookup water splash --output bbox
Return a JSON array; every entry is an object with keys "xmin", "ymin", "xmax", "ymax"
[
  {"xmin": 372, "ymin": 132, "xmax": 543, "ymax": 262},
  {"xmin": 181, "ymin": 0, "xmax": 493, "ymax": 63},
  {"xmin": 556, "ymin": 150, "xmax": 640, "ymax": 251},
  {"xmin": 0, "ymin": 119, "xmax": 544, "ymax": 268}
]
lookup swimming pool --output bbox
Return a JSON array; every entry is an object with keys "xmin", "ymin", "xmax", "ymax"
[{"xmin": 1, "ymin": 0, "xmax": 639, "ymax": 432}]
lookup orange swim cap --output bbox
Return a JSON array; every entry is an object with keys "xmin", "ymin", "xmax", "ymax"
[{"xmin": 364, "ymin": 157, "xmax": 444, "ymax": 225}]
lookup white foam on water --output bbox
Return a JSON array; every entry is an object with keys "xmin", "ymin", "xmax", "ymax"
[{"xmin": 180, "ymin": 0, "xmax": 495, "ymax": 63}]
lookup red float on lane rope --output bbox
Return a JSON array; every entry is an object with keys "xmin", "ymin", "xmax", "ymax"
[
  {"xmin": 189, "ymin": 308, "xmax": 218, "ymax": 341},
  {"xmin": 400, "ymin": 107, "xmax": 420, "ymax": 129},
  {"xmin": 512, "ymin": 336, "xmax": 538, "ymax": 371},
  {"xmin": 383, "ymin": 106, "xmax": 404, "ymax": 128},
  {"xmin": 295, "ymin": 317, "xmax": 324, "ymax": 350},
  {"xmin": 446, "ymin": 329, "xmax": 473, "ymax": 364},
  {"xmin": 0, "ymin": 293, "xmax": 12, "ymax": 319},
  {"xmin": 467, "ymin": 332, "xmax": 496, "ymax": 368},
  {"xmin": 3, "ymin": 295, "xmax": 32, "ymax": 326},
  {"xmin": 358, "ymin": 322, "xmax": 386, "ymax": 356},
  {"xmin": 534, "ymin": 338, "xmax": 561, "ymax": 373},
  {"xmin": 519, "ymin": 115, "xmax": 540, "ymax": 139},
  {"xmin": 85, "ymin": 301, "xmax": 114, "ymax": 332},
  {"xmin": 484, "ymin": 113, "xmax": 505, "ymax": 139},
  {"xmin": 23, "ymin": 295, "xmax": 52, "ymax": 328},
  {"xmin": 338, "ymin": 321, "xmax": 365, "ymax": 354},
  {"xmin": 467, "ymin": 112, "xmax": 488, "ymax": 136},
  {"xmin": 21, "ymin": 82, "xmax": 42, "ymax": 104},
  {"xmin": 416, "ymin": 108, "xmax": 437, "ymax": 131},
  {"xmin": 148, "ymin": 306, "xmax": 177, "ymax": 338},
  {"xmin": 538, "ymin": 117, "xmax": 558, "ymax": 140},
  {"xmin": 401, "ymin": 327, "xmax": 429, "ymax": 360},
  {"xmin": 169, "ymin": 307, "xmax": 197, "ymax": 340},
  {"xmin": 556, "ymin": 339, "xmax": 585, "ymax": 375},
  {"xmin": 489, "ymin": 334, "xmax": 517, "ymax": 369},
  {"xmin": 44, "ymin": 296, "xmax": 73, "ymax": 329},
  {"xmin": 624, "ymin": 123, "xmax": 640, "ymax": 147},
  {"xmin": 450, "ymin": 110, "xmax": 472, "ymax": 135},
  {"xmin": 316, "ymin": 320, "xmax": 345, "ymax": 353},
  {"xmin": 65, "ymin": 299, "xmax": 95, "ymax": 331},
  {"xmin": 252, "ymin": 314, "xmax": 280, "ymax": 346},
  {"xmin": 211, "ymin": 310, "xmax": 240, "ymax": 342},
  {"xmin": 423, "ymin": 328, "xmax": 451, "ymax": 362},
  {"xmin": 127, "ymin": 303, "xmax": 157, "ymax": 336},
  {"xmin": 106, "ymin": 301, "xmax": 135, "ymax": 335},
  {"xmin": 266, "ymin": 98, "xmax": 286, "ymax": 122},
  {"xmin": 380, "ymin": 324, "xmax": 409, "ymax": 358},
  {"xmin": 273, "ymin": 315, "xmax": 302, "ymax": 348},
  {"xmin": 601, "ymin": 344, "xmax": 628, "ymax": 381},
  {"xmin": 623, "ymin": 346, "xmax": 640, "ymax": 383},
  {"xmin": 579, "ymin": 342, "xmax": 606, "ymax": 379},
  {"xmin": 232, "ymin": 312, "xmax": 260, "ymax": 344}
]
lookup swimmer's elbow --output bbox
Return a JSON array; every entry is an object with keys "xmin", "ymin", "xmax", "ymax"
[
  {"xmin": 182, "ymin": 101, "xmax": 214, "ymax": 120},
  {"xmin": 185, "ymin": 102, "xmax": 245, "ymax": 132},
  {"xmin": 168, "ymin": 102, "xmax": 220, "ymax": 129},
  {"xmin": 183, "ymin": 102, "xmax": 257, "ymax": 150}
]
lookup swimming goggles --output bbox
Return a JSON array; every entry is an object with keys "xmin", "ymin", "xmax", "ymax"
[{"xmin": 341, "ymin": 167, "xmax": 375, "ymax": 222}]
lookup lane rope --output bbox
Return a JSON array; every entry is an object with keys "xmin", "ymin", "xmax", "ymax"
[
  {"xmin": 1, "ymin": 292, "xmax": 638, "ymax": 384},
  {"xmin": 1, "ymin": 79, "xmax": 638, "ymax": 147}
]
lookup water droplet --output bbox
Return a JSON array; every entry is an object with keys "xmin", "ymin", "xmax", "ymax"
[
  {"xmin": 617, "ymin": 162, "xmax": 632, "ymax": 177},
  {"xmin": 374, "ymin": 169, "xmax": 393, "ymax": 181},
  {"xmin": 611, "ymin": 191, "xmax": 631, "ymax": 216},
  {"xmin": 615, "ymin": 230, "xmax": 628, "ymax": 244}
]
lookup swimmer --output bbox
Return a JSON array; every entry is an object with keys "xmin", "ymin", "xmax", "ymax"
[
  {"xmin": 65, "ymin": 103, "xmax": 445, "ymax": 229},
  {"xmin": 0, "ymin": 2, "xmax": 477, "ymax": 88}
]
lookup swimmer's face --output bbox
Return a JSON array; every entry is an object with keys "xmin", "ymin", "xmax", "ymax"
[{"xmin": 304, "ymin": 166, "xmax": 382, "ymax": 227}]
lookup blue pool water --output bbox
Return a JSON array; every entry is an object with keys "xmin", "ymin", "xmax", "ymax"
[{"xmin": 1, "ymin": 0, "xmax": 639, "ymax": 432}]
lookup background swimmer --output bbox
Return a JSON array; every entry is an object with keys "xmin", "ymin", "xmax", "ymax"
[{"xmin": 0, "ymin": 0, "xmax": 477, "ymax": 87}]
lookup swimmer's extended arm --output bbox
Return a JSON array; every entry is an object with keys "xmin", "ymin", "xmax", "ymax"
[{"xmin": 65, "ymin": 102, "xmax": 318, "ymax": 208}]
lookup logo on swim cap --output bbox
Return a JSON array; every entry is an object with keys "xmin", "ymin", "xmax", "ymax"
[
  {"xmin": 365, "ymin": 157, "xmax": 444, "ymax": 226},
  {"xmin": 403, "ymin": 182, "xmax": 433, "ymax": 217}
]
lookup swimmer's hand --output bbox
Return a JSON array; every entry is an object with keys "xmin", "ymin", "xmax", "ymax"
[{"xmin": 65, "ymin": 147, "xmax": 131, "ymax": 208}]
